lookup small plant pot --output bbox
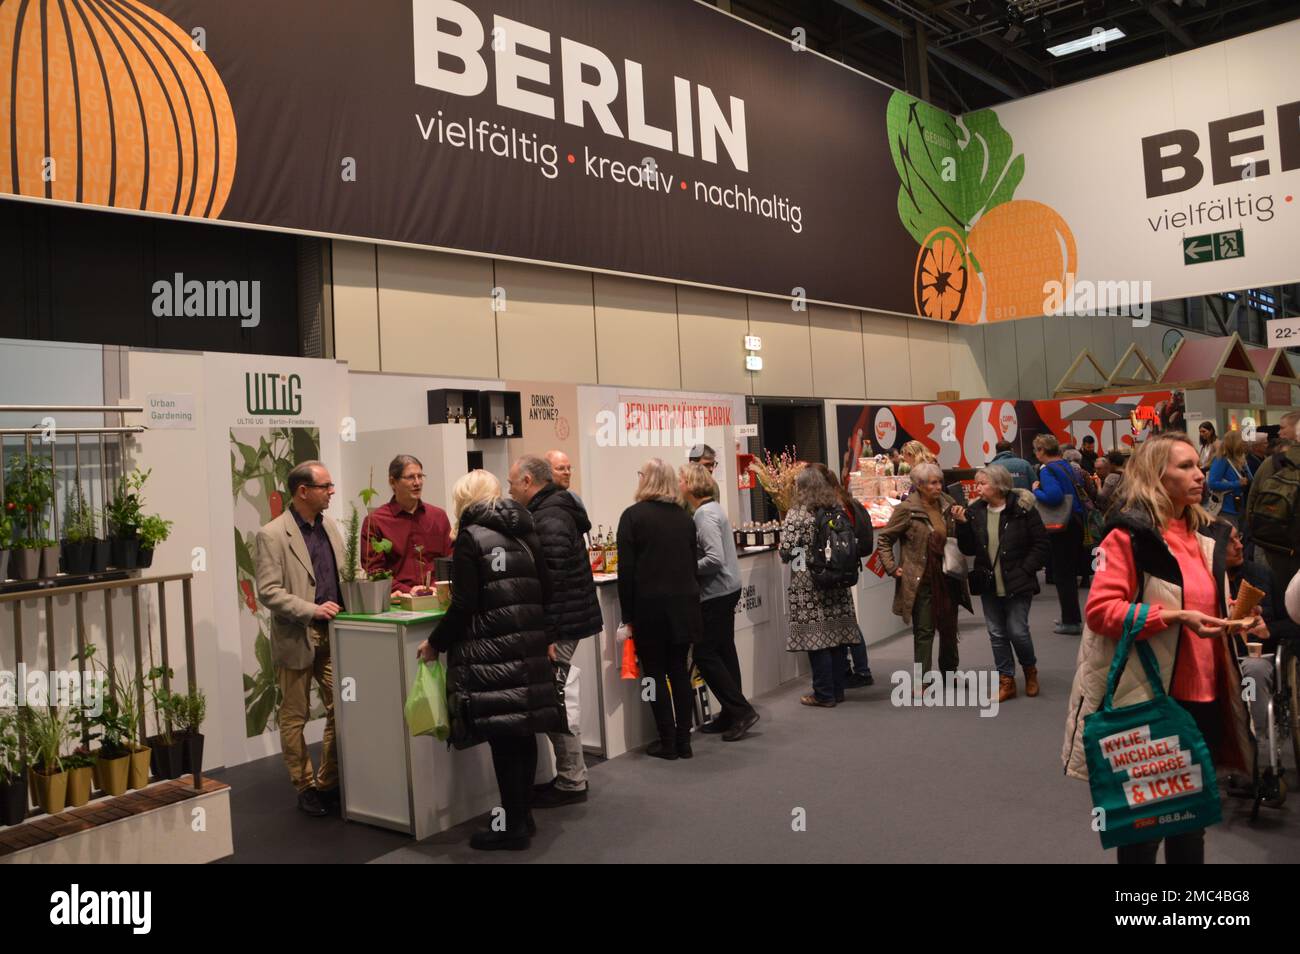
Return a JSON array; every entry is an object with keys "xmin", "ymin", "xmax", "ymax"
[
  {"xmin": 11, "ymin": 548, "xmax": 40, "ymax": 581},
  {"xmin": 110, "ymin": 537, "xmax": 139, "ymax": 570},
  {"xmin": 138, "ymin": 546, "xmax": 155, "ymax": 569},
  {"xmin": 0, "ymin": 548, "xmax": 9, "ymax": 581},
  {"xmin": 95, "ymin": 750, "xmax": 130, "ymax": 797},
  {"xmin": 0, "ymin": 770, "xmax": 29, "ymax": 826},
  {"xmin": 148, "ymin": 737, "xmax": 184, "ymax": 780},
  {"xmin": 128, "ymin": 744, "xmax": 152, "ymax": 789},
  {"xmin": 40, "ymin": 544, "xmax": 61, "ymax": 578},
  {"xmin": 62, "ymin": 540, "xmax": 93, "ymax": 576},
  {"xmin": 66, "ymin": 765, "xmax": 93, "ymax": 807},
  {"xmin": 90, "ymin": 539, "xmax": 111, "ymax": 573},
  {"xmin": 32, "ymin": 768, "xmax": 68, "ymax": 815},
  {"xmin": 345, "ymin": 578, "xmax": 392, "ymax": 615},
  {"xmin": 184, "ymin": 733, "xmax": 205, "ymax": 788}
]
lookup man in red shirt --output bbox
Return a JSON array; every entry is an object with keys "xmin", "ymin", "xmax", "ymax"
[{"xmin": 361, "ymin": 454, "xmax": 453, "ymax": 594}]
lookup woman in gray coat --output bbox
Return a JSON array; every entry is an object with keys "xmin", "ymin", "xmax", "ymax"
[
  {"xmin": 680, "ymin": 463, "xmax": 759, "ymax": 741},
  {"xmin": 780, "ymin": 467, "xmax": 862, "ymax": 707}
]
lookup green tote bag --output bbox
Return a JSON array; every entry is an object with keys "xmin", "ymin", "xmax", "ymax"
[
  {"xmin": 404, "ymin": 659, "xmax": 451, "ymax": 741},
  {"xmin": 1083, "ymin": 603, "xmax": 1222, "ymax": 850}
]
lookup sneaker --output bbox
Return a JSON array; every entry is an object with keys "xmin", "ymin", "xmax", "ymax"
[
  {"xmin": 533, "ymin": 784, "xmax": 589, "ymax": 809},
  {"xmin": 1054, "ymin": 623, "xmax": 1082, "ymax": 636},
  {"xmin": 316, "ymin": 785, "xmax": 341, "ymax": 812},
  {"xmin": 469, "ymin": 828, "xmax": 530, "ymax": 851},
  {"xmin": 297, "ymin": 788, "xmax": 329, "ymax": 817},
  {"xmin": 845, "ymin": 672, "xmax": 874, "ymax": 688},
  {"xmin": 722, "ymin": 711, "xmax": 759, "ymax": 742},
  {"xmin": 698, "ymin": 719, "xmax": 730, "ymax": 734}
]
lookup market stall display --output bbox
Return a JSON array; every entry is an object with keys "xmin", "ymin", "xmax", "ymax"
[{"xmin": 848, "ymin": 455, "xmax": 907, "ymax": 528}]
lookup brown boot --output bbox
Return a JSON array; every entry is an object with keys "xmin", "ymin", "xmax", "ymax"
[
  {"xmin": 998, "ymin": 674, "xmax": 1017, "ymax": 703},
  {"xmin": 1024, "ymin": 666, "xmax": 1040, "ymax": 697}
]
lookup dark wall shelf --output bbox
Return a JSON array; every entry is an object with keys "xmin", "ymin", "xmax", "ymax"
[{"xmin": 427, "ymin": 388, "xmax": 522, "ymax": 440}]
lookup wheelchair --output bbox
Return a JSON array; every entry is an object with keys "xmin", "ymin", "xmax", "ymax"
[{"xmin": 1244, "ymin": 639, "xmax": 1300, "ymax": 821}]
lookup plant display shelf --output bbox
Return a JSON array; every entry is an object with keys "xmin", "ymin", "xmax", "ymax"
[
  {"xmin": 0, "ymin": 778, "xmax": 232, "ymax": 864},
  {"xmin": 0, "ymin": 569, "xmax": 129, "ymax": 597}
]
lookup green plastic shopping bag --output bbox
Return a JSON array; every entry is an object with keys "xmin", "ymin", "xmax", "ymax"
[
  {"xmin": 1083, "ymin": 603, "xmax": 1222, "ymax": 849},
  {"xmin": 404, "ymin": 659, "xmax": 451, "ymax": 741}
]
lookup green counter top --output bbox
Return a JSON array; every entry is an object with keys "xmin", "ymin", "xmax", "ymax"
[{"xmin": 334, "ymin": 608, "xmax": 445, "ymax": 625}]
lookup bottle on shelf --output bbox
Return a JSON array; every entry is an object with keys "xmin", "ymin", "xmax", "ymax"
[
  {"xmin": 603, "ymin": 528, "xmax": 618, "ymax": 573},
  {"xmin": 505, "ymin": 415, "xmax": 515, "ymax": 437},
  {"xmin": 445, "ymin": 405, "xmax": 453, "ymax": 424},
  {"xmin": 494, "ymin": 418, "xmax": 504, "ymax": 437},
  {"xmin": 466, "ymin": 404, "xmax": 478, "ymax": 436},
  {"xmin": 589, "ymin": 526, "xmax": 606, "ymax": 574}
]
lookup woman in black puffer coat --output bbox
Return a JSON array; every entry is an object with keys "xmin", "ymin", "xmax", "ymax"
[{"xmin": 418, "ymin": 470, "xmax": 564, "ymax": 851}]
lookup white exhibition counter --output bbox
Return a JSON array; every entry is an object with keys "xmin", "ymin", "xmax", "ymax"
[{"xmin": 327, "ymin": 545, "xmax": 906, "ymax": 838}]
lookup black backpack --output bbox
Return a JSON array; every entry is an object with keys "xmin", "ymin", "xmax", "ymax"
[
  {"xmin": 1248, "ymin": 451, "xmax": 1300, "ymax": 555},
  {"xmin": 809, "ymin": 507, "xmax": 860, "ymax": 589}
]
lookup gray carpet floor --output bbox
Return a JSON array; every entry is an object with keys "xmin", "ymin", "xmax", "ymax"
[{"xmin": 369, "ymin": 589, "xmax": 1300, "ymax": 864}]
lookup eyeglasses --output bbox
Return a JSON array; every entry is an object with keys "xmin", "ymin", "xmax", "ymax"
[{"xmin": 306, "ymin": 482, "xmax": 335, "ymax": 490}]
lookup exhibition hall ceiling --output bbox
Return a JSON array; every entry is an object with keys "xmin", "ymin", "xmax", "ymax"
[{"xmin": 723, "ymin": 0, "xmax": 1300, "ymax": 111}]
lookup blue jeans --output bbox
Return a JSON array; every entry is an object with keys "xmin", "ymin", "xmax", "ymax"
[
  {"xmin": 981, "ymin": 593, "xmax": 1036, "ymax": 678},
  {"xmin": 845, "ymin": 636, "xmax": 871, "ymax": 676},
  {"xmin": 808, "ymin": 647, "xmax": 847, "ymax": 703}
]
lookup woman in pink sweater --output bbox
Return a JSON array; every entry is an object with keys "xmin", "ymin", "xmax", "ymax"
[{"xmin": 1062, "ymin": 433, "xmax": 1257, "ymax": 864}]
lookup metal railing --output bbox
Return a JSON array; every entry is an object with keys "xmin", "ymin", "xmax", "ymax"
[{"xmin": 2, "ymin": 572, "xmax": 197, "ymax": 759}]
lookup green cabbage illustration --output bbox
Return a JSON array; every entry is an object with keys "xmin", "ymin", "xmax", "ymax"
[{"xmin": 886, "ymin": 91, "xmax": 1025, "ymax": 248}]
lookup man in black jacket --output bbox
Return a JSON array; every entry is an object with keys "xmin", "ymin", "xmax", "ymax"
[{"xmin": 508, "ymin": 454, "xmax": 603, "ymax": 807}]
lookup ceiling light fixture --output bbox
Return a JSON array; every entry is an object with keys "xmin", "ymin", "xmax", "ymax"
[{"xmin": 1047, "ymin": 26, "xmax": 1125, "ymax": 56}]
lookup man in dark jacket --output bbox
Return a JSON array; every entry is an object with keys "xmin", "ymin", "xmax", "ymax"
[
  {"xmin": 1219, "ymin": 523, "xmax": 1300, "ymax": 749},
  {"xmin": 1079, "ymin": 435, "xmax": 1098, "ymax": 475},
  {"xmin": 991, "ymin": 441, "xmax": 1034, "ymax": 491},
  {"xmin": 509, "ymin": 454, "xmax": 602, "ymax": 807}
]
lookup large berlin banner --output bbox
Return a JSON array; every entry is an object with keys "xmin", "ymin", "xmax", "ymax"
[{"xmin": 1, "ymin": 1, "xmax": 1297, "ymax": 322}]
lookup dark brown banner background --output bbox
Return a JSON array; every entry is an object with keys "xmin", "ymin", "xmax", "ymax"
[{"xmin": 11, "ymin": 0, "xmax": 919, "ymax": 313}]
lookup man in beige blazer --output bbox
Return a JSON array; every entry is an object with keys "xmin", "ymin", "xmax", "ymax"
[{"xmin": 254, "ymin": 460, "xmax": 346, "ymax": 817}]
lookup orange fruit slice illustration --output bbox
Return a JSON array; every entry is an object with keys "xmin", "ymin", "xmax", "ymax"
[
  {"xmin": 966, "ymin": 200, "xmax": 1076, "ymax": 322},
  {"xmin": 914, "ymin": 226, "xmax": 980, "ymax": 322}
]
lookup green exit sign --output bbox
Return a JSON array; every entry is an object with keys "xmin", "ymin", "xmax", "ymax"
[{"xmin": 1183, "ymin": 229, "xmax": 1244, "ymax": 265}]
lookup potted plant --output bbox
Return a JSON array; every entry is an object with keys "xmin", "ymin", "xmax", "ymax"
[
  {"xmin": 91, "ymin": 508, "xmax": 111, "ymax": 573},
  {"xmin": 118, "ymin": 667, "xmax": 151, "ymax": 790},
  {"xmin": 0, "ymin": 509, "xmax": 11, "ymax": 581},
  {"xmin": 62, "ymin": 485, "xmax": 97, "ymax": 575},
  {"xmin": 4, "ymin": 453, "xmax": 55, "ymax": 580},
  {"xmin": 136, "ymin": 514, "xmax": 172, "ymax": 569},
  {"xmin": 144, "ymin": 666, "xmax": 184, "ymax": 779},
  {"xmin": 340, "ymin": 490, "xmax": 393, "ymax": 615},
  {"xmin": 106, "ymin": 469, "xmax": 149, "ymax": 570},
  {"xmin": 72, "ymin": 646, "xmax": 133, "ymax": 796},
  {"xmin": 175, "ymin": 689, "xmax": 207, "ymax": 786},
  {"xmin": 24, "ymin": 706, "xmax": 73, "ymax": 814},
  {"xmin": 64, "ymin": 745, "xmax": 95, "ymax": 807},
  {"xmin": 0, "ymin": 708, "xmax": 28, "ymax": 826}
]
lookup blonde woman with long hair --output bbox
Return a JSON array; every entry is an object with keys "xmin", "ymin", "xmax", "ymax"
[
  {"xmin": 1205, "ymin": 429, "xmax": 1252, "ymax": 529},
  {"xmin": 1062, "ymin": 433, "xmax": 1257, "ymax": 864},
  {"xmin": 417, "ymin": 469, "xmax": 563, "ymax": 851},
  {"xmin": 617, "ymin": 459, "xmax": 704, "ymax": 759}
]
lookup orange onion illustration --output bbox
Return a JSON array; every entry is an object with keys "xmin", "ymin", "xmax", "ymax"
[{"xmin": 1, "ymin": 0, "xmax": 237, "ymax": 217}]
